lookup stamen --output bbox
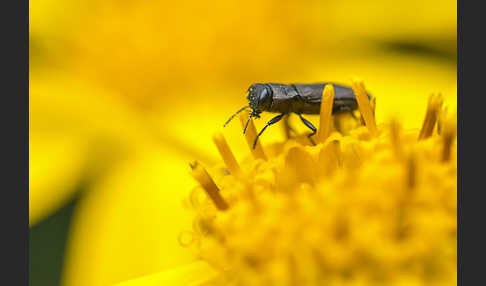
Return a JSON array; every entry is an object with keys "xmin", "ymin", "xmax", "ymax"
[
  {"xmin": 371, "ymin": 96, "xmax": 376, "ymax": 116},
  {"xmin": 318, "ymin": 137, "xmax": 342, "ymax": 176},
  {"xmin": 190, "ymin": 161, "xmax": 229, "ymax": 211},
  {"xmin": 437, "ymin": 106, "xmax": 448, "ymax": 135},
  {"xmin": 351, "ymin": 79, "xmax": 378, "ymax": 136},
  {"xmin": 441, "ymin": 110, "xmax": 457, "ymax": 162},
  {"xmin": 442, "ymin": 134, "xmax": 454, "ymax": 162},
  {"xmin": 418, "ymin": 94, "xmax": 443, "ymax": 140},
  {"xmin": 213, "ymin": 132, "xmax": 241, "ymax": 176},
  {"xmin": 390, "ymin": 118, "xmax": 403, "ymax": 159},
  {"xmin": 406, "ymin": 152, "xmax": 417, "ymax": 190},
  {"xmin": 239, "ymin": 111, "xmax": 267, "ymax": 161},
  {"xmin": 317, "ymin": 84, "xmax": 334, "ymax": 143}
]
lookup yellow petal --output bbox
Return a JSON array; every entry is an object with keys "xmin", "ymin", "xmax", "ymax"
[
  {"xmin": 113, "ymin": 261, "xmax": 218, "ymax": 286},
  {"xmin": 61, "ymin": 149, "xmax": 201, "ymax": 286},
  {"xmin": 29, "ymin": 70, "xmax": 159, "ymax": 222},
  {"xmin": 29, "ymin": 133, "xmax": 87, "ymax": 225},
  {"xmin": 30, "ymin": 70, "xmax": 153, "ymax": 147}
]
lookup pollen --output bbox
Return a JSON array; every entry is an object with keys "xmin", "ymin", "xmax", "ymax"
[{"xmin": 186, "ymin": 84, "xmax": 457, "ymax": 286}]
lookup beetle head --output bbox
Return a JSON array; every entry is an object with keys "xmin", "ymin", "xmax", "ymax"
[
  {"xmin": 247, "ymin": 84, "xmax": 272, "ymax": 118},
  {"xmin": 223, "ymin": 83, "xmax": 273, "ymax": 132}
]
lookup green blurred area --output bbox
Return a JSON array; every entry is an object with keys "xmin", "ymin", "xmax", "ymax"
[{"xmin": 29, "ymin": 196, "xmax": 77, "ymax": 286}]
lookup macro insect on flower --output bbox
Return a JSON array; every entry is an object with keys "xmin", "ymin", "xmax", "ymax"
[
  {"xmin": 224, "ymin": 83, "xmax": 372, "ymax": 148},
  {"xmin": 181, "ymin": 79, "xmax": 456, "ymax": 286}
]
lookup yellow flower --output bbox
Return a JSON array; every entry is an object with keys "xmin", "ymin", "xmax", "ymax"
[
  {"xmin": 113, "ymin": 81, "xmax": 456, "ymax": 286},
  {"xmin": 29, "ymin": 0, "xmax": 456, "ymax": 285}
]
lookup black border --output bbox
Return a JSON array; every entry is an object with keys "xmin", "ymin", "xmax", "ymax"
[
  {"xmin": 459, "ymin": 0, "xmax": 486, "ymax": 284},
  {"xmin": 457, "ymin": 0, "xmax": 462, "ymax": 284},
  {"xmin": 1, "ymin": 0, "xmax": 29, "ymax": 284}
]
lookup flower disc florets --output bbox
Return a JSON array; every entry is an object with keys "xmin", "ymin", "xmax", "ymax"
[{"xmin": 188, "ymin": 81, "xmax": 456, "ymax": 286}]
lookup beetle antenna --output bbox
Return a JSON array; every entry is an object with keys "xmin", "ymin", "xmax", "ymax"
[
  {"xmin": 243, "ymin": 113, "xmax": 252, "ymax": 134},
  {"xmin": 224, "ymin": 105, "xmax": 249, "ymax": 127}
]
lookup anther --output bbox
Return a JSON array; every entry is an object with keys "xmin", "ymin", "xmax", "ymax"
[
  {"xmin": 441, "ymin": 110, "xmax": 457, "ymax": 162},
  {"xmin": 371, "ymin": 96, "xmax": 376, "ymax": 116},
  {"xmin": 418, "ymin": 94, "xmax": 443, "ymax": 140},
  {"xmin": 406, "ymin": 152, "xmax": 417, "ymax": 190},
  {"xmin": 351, "ymin": 79, "xmax": 378, "ymax": 136},
  {"xmin": 190, "ymin": 161, "xmax": 229, "ymax": 211}
]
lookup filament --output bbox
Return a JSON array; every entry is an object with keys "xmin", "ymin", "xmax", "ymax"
[
  {"xmin": 189, "ymin": 161, "xmax": 229, "ymax": 211},
  {"xmin": 418, "ymin": 94, "xmax": 443, "ymax": 140},
  {"xmin": 351, "ymin": 79, "xmax": 378, "ymax": 136},
  {"xmin": 213, "ymin": 132, "xmax": 241, "ymax": 176},
  {"xmin": 317, "ymin": 84, "xmax": 335, "ymax": 142}
]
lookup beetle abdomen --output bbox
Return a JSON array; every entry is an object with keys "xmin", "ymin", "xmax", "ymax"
[{"xmin": 266, "ymin": 83, "xmax": 369, "ymax": 115}]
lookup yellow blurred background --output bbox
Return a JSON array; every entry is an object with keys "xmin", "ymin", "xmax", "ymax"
[{"xmin": 29, "ymin": 0, "xmax": 456, "ymax": 285}]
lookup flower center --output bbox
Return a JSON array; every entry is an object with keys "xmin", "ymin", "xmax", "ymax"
[{"xmin": 187, "ymin": 80, "xmax": 456, "ymax": 286}]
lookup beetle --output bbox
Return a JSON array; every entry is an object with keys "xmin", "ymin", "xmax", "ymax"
[{"xmin": 224, "ymin": 83, "xmax": 372, "ymax": 148}]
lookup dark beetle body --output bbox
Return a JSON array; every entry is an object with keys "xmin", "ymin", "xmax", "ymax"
[
  {"xmin": 225, "ymin": 82, "xmax": 372, "ymax": 148},
  {"xmin": 257, "ymin": 83, "xmax": 363, "ymax": 115}
]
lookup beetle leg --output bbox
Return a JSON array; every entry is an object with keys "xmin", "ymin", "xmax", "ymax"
[
  {"xmin": 253, "ymin": 113, "xmax": 285, "ymax": 149},
  {"xmin": 298, "ymin": 114, "xmax": 317, "ymax": 145}
]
